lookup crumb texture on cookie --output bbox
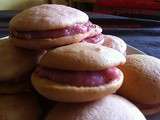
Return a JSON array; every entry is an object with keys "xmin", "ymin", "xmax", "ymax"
[
  {"xmin": 10, "ymin": 4, "xmax": 89, "ymax": 31},
  {"xmin": 0, "ymin": 39, "xmax": 39, "ymax": 80},
  {"xmin": 46, "ymin": 95, "xmax": 146, "ymax": 120},
  {"xmin": 40, "ymin": 43, "xmax": 126, "ymax": 71},
  {"xmin": 118, "ymin": 54, "xmax": 160, "ymax": 104}
]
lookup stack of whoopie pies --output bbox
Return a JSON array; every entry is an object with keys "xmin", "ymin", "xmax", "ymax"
[{"xmin": 3, "ymin": 3, "xmax": 160, "ymax": 120}]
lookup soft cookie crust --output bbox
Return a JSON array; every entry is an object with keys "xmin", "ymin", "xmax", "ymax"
[
  {"xmin": 10, "ymin": 4, "xmax": 89, "ymax": 31},
  {"xmin": 118, "ymin": 54, "xmax": 160, "ymax": 105},
  {"xmin": 0, "ymin": 39, "xmax": 40, "ymax": 81},
  {"xmin": 46, "ymin": 95, "xmax": 146, "ymax": 120},
  {"xmin": 40, "ymin": 43, "xmax": 126, "ymax": 71}
]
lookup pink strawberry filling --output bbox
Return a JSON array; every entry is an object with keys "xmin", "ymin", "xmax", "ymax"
[
  {"xmin": 35, "ymin": 67, "xmax": 121, "ymax": 87},
  {"xmin": 10, "ymin": 22, "xmax": 101, "ymax": 40},
  {"xmin": 82, "ymin": 34, "xmax": 104, "ymax": 44}
]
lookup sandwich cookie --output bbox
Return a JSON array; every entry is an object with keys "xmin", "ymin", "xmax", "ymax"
[
  {"xmin": 102, "ymin": 35, "xmax": 127, "ymax": 55},
  {"xmin": 46, "ymin": 95, "xmax": 146, "ymax": 120},
  {"xmin": 118, "ymin": 54, "xmax": 160, "ymax": 116},
  {"xmin": 9, "ymin": 4, "xmax": 103, "ymax": 50},
  {"xmin": 32, "ymin": 43, "xmax": 126, "ymax": 102},
  {"xmin": 83, "ymin": 34, "xmax": 127, "ymax": 54},
  {"xmin": 0, "ymin": 39, "xmax": 41, "ymax": 94}
]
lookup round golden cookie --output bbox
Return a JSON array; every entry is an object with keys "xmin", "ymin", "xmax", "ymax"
[
  {"xmin": 9, "ymin": 4, "xmax": 102, "ymax": 50},
  {"xmin": 45, "ymin": 95, "xmax": 146, "ymax": 120},
  {"xmin": 40, "ymin": 43, "xmax": 126, "ymax": 71},
  {"xmin": 118, "ymin": 54, "xmax": 160, "ymax": 115},
  {"xmin": 10, "ymin": 4, "xmax": 89, "ymax": 31},
  {"xmin": 0, "ymin": 93, "xmax": 41, "ymax": 120},
  {"xmin": 0, "ymin": 39, "xmax": 40, "ymax": 81},
  {"xmin": 103, "ymin": 35, "xmax": 127, "ymax": 55},
  {"xmin": 31, "ymin": 69, "xmax": 123, "ymax": 102}
]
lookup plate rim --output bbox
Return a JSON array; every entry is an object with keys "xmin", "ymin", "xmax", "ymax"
[{"xmin": 0, "ymin": 36, "xmax": 146, "ymax": 55}]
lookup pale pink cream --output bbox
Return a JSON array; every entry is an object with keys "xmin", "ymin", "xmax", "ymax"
[
  {"xmin": 35, "ymin": 67, "xmax": 120, "ymax": 87},
  {"xmin": 11, "ymin": 21, "xmax": 99, "ymax": 39},
  {"xmin": 82, "ymin": 34, "xmax": 104, "ymax": 44}
]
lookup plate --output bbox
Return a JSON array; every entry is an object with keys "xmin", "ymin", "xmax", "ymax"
[
  {"xmin": 0, "ymin": 36, "xmax": 159, "ymax": 120},
  {"xmin": 127, "ymin": 45, "xmax": 146, "ymax": 55},
  {"xmin": 0, "ymin": 36, "xmax": 150, "ymax": 56},
  {"xmin": 0, "ymin": 36, "xmax": 8, "ymax": 40}
]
